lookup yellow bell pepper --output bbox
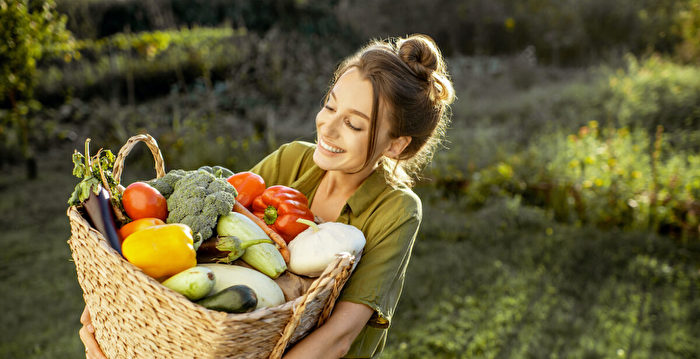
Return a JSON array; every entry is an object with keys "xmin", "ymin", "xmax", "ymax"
[{"xmin": 122, "ymin": 223, "xmax": 197, "ymax": 280}]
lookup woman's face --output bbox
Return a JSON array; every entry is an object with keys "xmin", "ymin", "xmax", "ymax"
[{"xmin": 313, "ymin": 67, "xmax": 393, "ymax": 174}]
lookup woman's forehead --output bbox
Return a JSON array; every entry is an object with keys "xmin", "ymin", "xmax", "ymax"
[{"xmin": 333, "ymin": 68, "xmax": 375, "ymax": 117}]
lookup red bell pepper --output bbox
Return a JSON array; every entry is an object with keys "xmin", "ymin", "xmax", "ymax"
[
  {"xmin": 227, "ymin": 171, "xmax": 266, "ymax": 208},
  {"xmin": 252, "ymin": 185, "xmax": 315, "ymax": 243}
]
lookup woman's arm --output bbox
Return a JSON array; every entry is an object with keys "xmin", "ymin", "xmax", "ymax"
[{"xmin": 283, "ymin": 301, "xmax": 374, "ymax": 359}]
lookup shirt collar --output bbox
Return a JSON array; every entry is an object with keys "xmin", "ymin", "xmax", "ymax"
[
  {"xmin": 291, "ymin": 160, "xmax": 390, "ymax": 216},
  {"xmin": 345, "ymin": 166, "xmax": 389, "ymax": 215}
]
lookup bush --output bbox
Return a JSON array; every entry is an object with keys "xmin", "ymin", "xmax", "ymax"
[
  {"xmin": 458, "ymin": 123, "xmax": 700, "ymax": 238},
  {"xmin": 603, "ymin": 55, "xmax": 700, "ymax": 134}
]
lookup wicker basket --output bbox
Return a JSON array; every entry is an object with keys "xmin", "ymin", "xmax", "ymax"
[{"xmin": 67, "ymin": 134, "xmax": 355, "ymax": 359}]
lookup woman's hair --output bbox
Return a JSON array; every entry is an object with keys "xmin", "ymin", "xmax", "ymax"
[{"xmin": 323, "ymin": 34, "xmax": 456, "ymax": 188}]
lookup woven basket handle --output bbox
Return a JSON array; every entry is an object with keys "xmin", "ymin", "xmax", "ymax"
[
  {"xmin": 316, "ymin": 258, "xmax": 354, "ymax": 326},
  {"xmin": 269, "ymin": 253, "xmax": 355, "ymax": 358},
  {"xmin": 113, "ymin": 134, "xmax": 166, "ymax": 186}
]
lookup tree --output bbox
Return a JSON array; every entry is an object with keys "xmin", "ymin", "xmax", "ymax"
[{"xmin": 0, "ymin": 0, "xmax": 74, "ymax": 178}]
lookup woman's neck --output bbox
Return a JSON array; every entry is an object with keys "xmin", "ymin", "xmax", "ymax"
[
  {"xmin": 320, "ymin": 161, "xmax": 378, "ymax": 198},
  {"xmin": 311, "ymin": 163, "xmax": 378, "ymax": 222}
]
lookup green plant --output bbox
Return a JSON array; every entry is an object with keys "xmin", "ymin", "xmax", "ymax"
[{"xmin": 0, "ymin": 0, "xmax": 76, "ymax": 178}]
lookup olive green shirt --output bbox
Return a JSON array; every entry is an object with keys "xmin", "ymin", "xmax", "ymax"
[{"xmin": 249, "ymin": 141, "xmax": 421, "ymax": 358}]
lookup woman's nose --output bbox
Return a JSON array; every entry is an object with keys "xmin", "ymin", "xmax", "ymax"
[{"xmin": 320, "ymin": 113, "xmax": 341, "ymax": 137}]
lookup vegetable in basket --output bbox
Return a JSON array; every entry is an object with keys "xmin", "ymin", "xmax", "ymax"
[
  {"xmin": 226, "ymin": 171, "xmax": 266, "ymax": 208},
  {"xmin": 121, "ymin": 182, "xmax": 168, "ymax": 221},
  {"xmin": 196, "ymin": 285, "xmax": 258, "ymax": 313},
  {"xmin": 200, "ymin": 263, "xmax": 285, "ymax": 309},
  {"xmin": 198, "ymin": 165, "xmax": 234, "ymax": 179},
  {"xmin": 196, "ymin": 235, "xmax": 272, "ymax": 264},
  {"xmin": 68, "ymin": 138, "xmax": 124, "ymax": 254},
  {"xmin": 162, "ymin": 266, "xmax": 215, "ymax": 300},
  {"xmin": 216, "ymin": 212, "xmax": 287, "ymax": 278},
  {"xmin": 148, "ymin": 169, "xmax": 238, "ymax": 249},
  {"xmin": 121, "ymin": 223, "xmax": 197, "ymax": 280},
  {"xmin": 118, "ymin": 217, "xmax": 164, "ymax": 243},
  {"xmin": 288, "ymin": 219, "xmax": 366, "ymax": 277},
  {"xmin": 251, "ymin": 185, "xmax": 315, "ymax": 244}
]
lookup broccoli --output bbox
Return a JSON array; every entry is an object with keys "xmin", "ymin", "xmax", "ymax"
[
  {"xmin": 148, "ymin": 169, "xmax": 188, "ymax": 198},
  {"xmin": 153, "ymin": 169, "xmax": 237, "ymax": 248}
]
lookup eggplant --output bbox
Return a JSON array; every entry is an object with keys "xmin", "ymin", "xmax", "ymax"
[{"xmin": 84, "ymin": 185, "xmax": 123, "ymax": 255}]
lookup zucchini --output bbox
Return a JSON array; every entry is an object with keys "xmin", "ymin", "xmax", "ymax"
[
  {"xmin": 200, "ymin": 263, "xmax": 285, "ymax": 309},
  {"xmin": 196, "ymin": 285, "xmax": 257, "ymax": 313},
  {"xmin": 241, "ymin": 242, "xmax": 287, "ymax": 279},
  {"xmin": 162, "ymin": 266, "xmax": 215, "ymax": 301},
  {"xmin": 217, "ymin": 212, "xmax": 287, "ymax": 278}
]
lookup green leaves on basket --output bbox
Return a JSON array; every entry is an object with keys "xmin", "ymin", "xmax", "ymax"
[{"xmin": 68, "ymin": 138, "xmax": 121, "ymax": 207}]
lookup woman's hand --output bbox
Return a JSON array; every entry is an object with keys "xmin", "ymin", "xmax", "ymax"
[{"xmin": 79, "ymin": 306, "xmax": 107, "ymax": 359}]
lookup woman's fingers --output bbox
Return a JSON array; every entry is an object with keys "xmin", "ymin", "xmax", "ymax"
[
  {"xmin": 80, "ymin": 306, "xmax": 91, "ymax": 326},
  {"xmin": 79, "ymin": 307, "xmax": 107, "ymax": 359},
  {"xmin": 79, "ymin": 325, "xmax": 107, "ymax": 359}
]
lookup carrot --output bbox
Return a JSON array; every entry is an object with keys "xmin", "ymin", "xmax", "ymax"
[{"xmin": 233, "ymin": 202, "xmax": 290, "ymax": 263}]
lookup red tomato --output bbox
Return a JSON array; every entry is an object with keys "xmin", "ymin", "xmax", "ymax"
[
  {"xmin": 122, "ymin": 182, "xmax": 168, "ymax": 221},
  {"xmin": 118, "ymin": 217, "xmax": 165, "ymax": 243},
  {"xmin": 226, "ymin": 171, "xmax": 266, "ymax": 208}
]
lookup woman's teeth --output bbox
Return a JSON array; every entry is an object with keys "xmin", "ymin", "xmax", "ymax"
[{"xmin": 320, "ymin": 140, "xmax": 344, "ymax": 153}]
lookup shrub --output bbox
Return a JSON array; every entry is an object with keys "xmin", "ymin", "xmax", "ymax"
[{"xmin": 603, "ymin": 54, "xmax": 700, "ymax": 134}]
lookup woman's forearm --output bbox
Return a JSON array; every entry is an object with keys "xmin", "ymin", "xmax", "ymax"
[{"xmin": 283, "ymin": 301, "xmax": 373, "ymax": 359}]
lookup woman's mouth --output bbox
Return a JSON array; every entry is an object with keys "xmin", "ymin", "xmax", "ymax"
[{"xmin": 319, "ymin": 139, "xmax": 345, "ymax": 154}]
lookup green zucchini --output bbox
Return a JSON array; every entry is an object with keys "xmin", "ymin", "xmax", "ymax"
[
  {"xmin": 217, "ymin": 212, "xmax": 287, "ymax": 278},
  {"xmin": 196, "ymin": 285, "xmax": 257, "ymax": 313}
]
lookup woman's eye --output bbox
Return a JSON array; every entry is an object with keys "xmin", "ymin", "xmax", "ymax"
[
  {"xmin": 344, "ymin": 119, "xmax": 361, "ymax": 131},
  {"xmin": 324, "ymin": 105, "xmax": 335, "ymax": 112}
]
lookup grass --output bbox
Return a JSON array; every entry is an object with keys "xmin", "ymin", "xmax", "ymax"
[
  {"xmin": 381, "ymin": 195, "xmax": 700, "ymax": 358},
  {"xmin": 0, "ymin": 143, "xmax": 86, "ymax": 359}
]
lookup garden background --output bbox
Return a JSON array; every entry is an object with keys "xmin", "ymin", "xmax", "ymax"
[{"xmin": 1, "ymin": 0, "xmax": 699, "ymax": 358}]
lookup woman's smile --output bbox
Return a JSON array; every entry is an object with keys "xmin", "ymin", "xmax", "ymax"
[{"xmin": 318, "ymin": 138, "xmax": 346, "ymax": 154}]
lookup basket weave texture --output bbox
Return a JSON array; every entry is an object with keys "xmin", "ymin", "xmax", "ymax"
[{"xmin": 67, "ymin": 134, "xmax": 355, "ymax": 359}]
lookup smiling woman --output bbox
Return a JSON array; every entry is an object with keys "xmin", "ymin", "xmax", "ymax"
[{"xmin": 79, "ymin": 34, "xmax": 455, "ymax": 359}]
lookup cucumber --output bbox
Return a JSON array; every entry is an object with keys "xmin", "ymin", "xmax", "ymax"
[
  {"xmin": 196, "ymin": 285, "xmax": 257, "ymax": 313},
  {"xmin": 162, "ymin": 266, "xmax": 215, "ymax": 301},
  {"xmin": 200, "ymin": 263, "xmax": 285, "ymax": 309}
]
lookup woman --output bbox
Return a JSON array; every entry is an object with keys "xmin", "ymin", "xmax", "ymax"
[{"xmin": 80, "ymin": 33, "xmax": 455, "ymax": 359}]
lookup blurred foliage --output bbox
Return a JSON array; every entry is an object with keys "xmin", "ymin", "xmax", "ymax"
[
  {"xmin": 53, "ymin": 0, "xmax": 698, "ymax": 66},
  {"xmin": 55, "ymin": 0, "xmax": 357, "ymax": 40},
  {"xmin": 36, "ymin": 26, "xmax": 253, "ymax": 106},
  {"xmin": 430, "ymin": 56, "xmax": 700, "ymax": 239},
  {"xmin": 0, "ymin": 0, "xmax": 76, "ymax": 178},
  {"xmin": 440, "ymin": 122, "xmax": 699, "ymax": 239},
  {"xmin": 605, "ymin": 55, "xmax": 700, "ymax": 133},
  {"xmin": 339, "ymin": 0, "xmax": 692, "ymax": 65},
  {"xmin": 674, "ymin": 0, "xmax": 700, "ymax": 63}
]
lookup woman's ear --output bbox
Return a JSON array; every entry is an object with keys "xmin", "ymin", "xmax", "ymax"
[{"xmin": 384, "ymin": 136, "xmax": 412, "ymax": 159}]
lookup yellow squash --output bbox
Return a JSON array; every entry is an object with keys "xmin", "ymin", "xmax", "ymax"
[{"xmin": 122, "ymin": 223, "xmax": 197, "ymax": 280}]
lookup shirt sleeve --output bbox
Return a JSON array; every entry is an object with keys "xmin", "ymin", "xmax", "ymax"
[{"xmin": 338, "ymin": 191, "xmax": 422, "ymax": 328}]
